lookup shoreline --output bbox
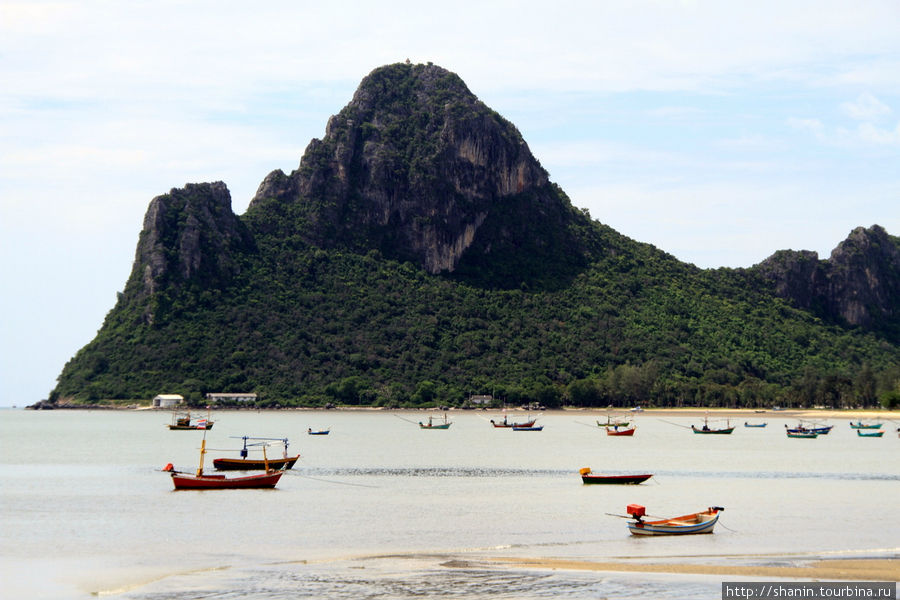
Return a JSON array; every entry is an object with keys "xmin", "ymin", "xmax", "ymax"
[
  {"xmin": 21, "ymin": 404, "xmax": 899, "ymax": 420},
  {"xmin": 493, "ymin": 556, "xmax": 900, "ymax": 581}
]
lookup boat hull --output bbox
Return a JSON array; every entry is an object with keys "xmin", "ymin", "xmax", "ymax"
[
  {"xmin": 212, "ymin": 455, "xmax": 300, "ymax": 471},
  {"xmin": 307, "ymin": 430, "xmax": 330, "ymax": 435},
  {"xmin": 606, "ymin": 427, "xmax": 635, "ymax": 436},
  {"xmin": 857, "ymin": 430, "xmax": 884, "ymax": 437},
  {"xmin": 691, "ymin": 426, "xmax": 734, "ymax": 434},
  {"xmin": 787, "ymin": 432, "xmax": 817, "ymax": 438},
  {"xmin": 850, "ymin": 423, "xmax": 882, "ymax": 429},
  {"xmin": 582, "ymin": 473, "xmax": 652, "ymax": 485},
  {"xmin": 419, "ymin": 423, "xmax": 451, "ymax": 429},
  {"xmin": 168, "ymin": 423, "xmax": 214, "ymax": 430},
  {"xmin": 170, "ymin": 470, "xmax": 283, "ymax": 490},
  {"xmin": 628, "ymin": 510, "xmax": 720, "ymax": 536},
  {"xmin": 512, "ymin": 426, "xmax": 543, "ymax": 431},
  {"xmin": 491, "ymin": 419, "xmax": 537, "ymax": 428}
]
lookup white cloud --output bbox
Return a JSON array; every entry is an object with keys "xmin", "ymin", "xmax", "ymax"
[{"xmin": 841, "ymin": 92, "xmax": 892, "ymax": 120}]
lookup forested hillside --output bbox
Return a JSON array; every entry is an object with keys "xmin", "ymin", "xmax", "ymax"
[{"xmin": 45, "ymin": 63, "xmax": 900, "ymax": 410}]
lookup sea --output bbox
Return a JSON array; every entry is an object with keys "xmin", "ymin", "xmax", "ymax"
[{"xmin": 1, "ymin": 408, "xmax": 897, "ymax": 599}]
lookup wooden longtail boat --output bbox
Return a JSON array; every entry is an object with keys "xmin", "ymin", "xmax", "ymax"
[
  {"xmin": 164, "ymin": 437, "xmax": 284, "ymax": 490},
  {"xmin": 419, "ymin": 414, "xmax": 452, "ymax": 429},
  {"xmin": 307, "ymin": 428, "xmax": 330, "ymax": 435},
  {"xmin": 513, "ymin": 425, "xmax": 543, "ymax": 431},
  {"xmin": 787, "ymin": 430, "xmax": 818, "ymax": 438},
  {"xmin": 626, "ymin": 505, "xmax": 723, "ymax": 536},
  {"xmin": 744, "ymin": 422, "xmax": 767, "ymax": 428},
  {"xmin": 850, "ymin": 421, "xmax": 883, "ymax": 429},
  {"xmin": 580, "ymin": 468, "xmax": 651, "ymax": 484},
  {"xmin": 606, "ymin": 426, "xmax": 635, "ymax": 436},
  {"xmin": 212, "ymin": 436, "xmax": 299, "ymax": 471},
  {"xmin": 857, "ymin": 430, "xmax": 885, "ymax": 438},
  {"xmin": 597, "ymin": 414, "xmax": 630, "ymax": 428},
  {"xmin": 786, "ymin": 422, "xmax": 833, "ymax": 435},
  {"xmin": 691, "ymin": 415, "xmax": 734, "ymax": 434},
  {"xmin": 490, "ymin": 416, "xmax": 537, "ymax": 428},
  {"xmin": 167, "ymin": 408, "xmax": 214, "ymax": 430}
]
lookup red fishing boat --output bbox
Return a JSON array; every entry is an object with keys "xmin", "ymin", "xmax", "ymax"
[
  {"xmin": 164, "ymin": 436, "xmax": 284, "ymax": 490},
  {"xmin": 606, "ymin": 426, "xmax": 635, "ymax": 436}
]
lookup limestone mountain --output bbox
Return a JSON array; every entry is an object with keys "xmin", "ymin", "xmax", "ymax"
[
  {"xmin": 752, "ymin": 225, "xmax": 900, "ymax": 341},
  {"xmin": 44, "ymin": 63, "xmax": 900, "ymax": 409},
  {"xmin": 245, "ymin": 62, "xmax": 594, "ymax": 289}
]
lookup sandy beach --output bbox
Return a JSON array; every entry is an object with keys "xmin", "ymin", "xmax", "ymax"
[{"xmin": 495, "ymin": 556, "xmax": 900, "ymax": 581}]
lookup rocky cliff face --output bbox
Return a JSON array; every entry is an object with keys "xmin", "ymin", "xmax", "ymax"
[
  {"xmin": 753, "ymin": 225, "xmax": 900, "ymax": 336},
  {"xmin": 125, "ymin": 181, "xmax": 254, "ymax": 323},
  {"xmin": 246, "ymin": 62, "xmax": 585, "ymax": 280}
]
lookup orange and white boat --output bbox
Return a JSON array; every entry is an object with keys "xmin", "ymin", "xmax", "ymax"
[{"xmin": 626, "ymin": 505, "xmax": 723, "ymax": 536}]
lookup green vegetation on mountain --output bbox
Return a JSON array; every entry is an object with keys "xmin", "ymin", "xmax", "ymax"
[{"xmin": 46, "ymin": 63, "xmax": 900, "ymax": 410}]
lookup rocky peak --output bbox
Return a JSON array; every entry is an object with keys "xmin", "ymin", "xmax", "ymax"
[
  {"xmin": 753, "ymin": 225, "xmax": 900, "ymax": 338},
  {"xmin": 246, "ymin": 62, "xmax": 571, "ymax": 276},
  {"xmin": 126, "ymin": 182, "xmax": 254, "ymax": 322}
]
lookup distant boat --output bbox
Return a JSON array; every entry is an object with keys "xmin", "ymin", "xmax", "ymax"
[
  {"xmin": 849, "ymin": 421, "xmax": 883, "ymax": 429},
  {"xmin": 167, "ymin": 408, "xmax": 214, "ymax": 430},
  {"xmin": 691, "ymin": 415, "xmax": 734, "ymax": 434},
  {"xmin": 212, "ymin": 436, "xmax": 300, "ymax": 471},
  {"xmin": 606, "ymin": 426, "xmax": 636, "ymax": 436},
  {"xmin": 419, "ymin": 414, "xmax": 452, "ymax": 429},
  {"xmin": 625, "ymin": 504, "xmax": 724, "ymax": 536},
  {"xmin": 598, "ymin": 413, "xmax": 630, "ymax": 428},
  {"xmin": 580, "ymin": 468, "xmax": 651, "ymax": 484},
  {"xmin": 744, "ymin": 422, "xmax": 767, "ymax": 428},
  {"xmin": 787, "ymin": 430, "xmax": 818, "ymax": 439},
  {"xmin": 785, "ymin": 423, "xmax": 832, "ymax": 435},
  {"xmin": 490, "ymin": 415, "xmax": 537, "ymax": 428},
  {"xmin": 164, "ymin": 436, "xmax": 284, "ymax": 490},
  {"xmin": 512, "ymin": 425, "xmax": 543, "ymax": 431},
  {"xmin": 307, "ymin": 428, "xmax": 330, "ymax": 435},
  {"xmin": 856, "ymin": 430, "xmax": 885, "ymax": 438}
]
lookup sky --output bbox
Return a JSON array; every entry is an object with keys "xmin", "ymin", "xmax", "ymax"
[{"xmin": 1, "ymin": 1, "xmax": 899, "ymax": 406}]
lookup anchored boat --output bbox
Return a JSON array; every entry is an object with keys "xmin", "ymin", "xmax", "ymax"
[
  {"xmin": 580, "ymin": 468, "xmax": 651, "ymax": 484},
  {"xmin": 164, "ymin": 435, "xmax": 284, "ymax": 490},
  {"xmin": 625, "ymin": 504, "xmax": 724, "ymax": 536},
  {"xmin": 212, "ymin": 436, "xmax": 300, "ymax": 471}
]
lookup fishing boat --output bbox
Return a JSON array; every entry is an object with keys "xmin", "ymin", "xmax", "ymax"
[
  {"xmin": 785, "ymin": 423, "xmax": 833, "ymax": 435},
  {"xmin": 167, "ymin": 408, "xmax": 214, "ymax": 430},
  {"xmin": 580, "ymin": 468, "xmax": 651, "ymax": 484},
  {"xmin": 857, "ymin": 430, "xmax": 885, "ymax": 438},
  {"xmin": 307, "ymin": 428, "xmax": 330, "ymax": 435},
  {"xmin": 164, "ymin": 436, "xmax": 284, "ymax": 490},
  {"xmin": 787, "ymin": 430, "xmax": 818, "ymax": 439},
  {"xmin": 597, "ymin": 413, "xmax": 630, "ymax": 428},
  {"xmin": 490, "ymin": 415, "xmax": 537, "ymax": 428},
  {"xmin": 744, "ymin": 422, "xmax": 767, "ymax": 428},
  {"xmin": 212, "ymin": 436, "xmax": 300, "ymax": 471},
  {"xmin": 606, "ymin": 426, "xmax": 636, "ymax": 436},
  {"xmin": 625, "ymin": 504, "xmax": 724, "ymax": 536},
  {"xmin": 513, "ymin": 425, "xmax": 543, "ymax": 431},
  {"xmin": 691, "ymin": 415, "xmax": 734, "ymax": 434},
  {"xmin": 419, "ymin": 414, "xmax": 452, "ymax": 429},
  {"xmin": 849, "ymin": 421, "xmax": 883, "ymax": 429}
]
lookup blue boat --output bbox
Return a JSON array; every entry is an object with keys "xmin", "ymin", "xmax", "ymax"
[
  {"xmin": 512, "ymin": 425, "xmax": 543, "ymax": 431},
  {"xmin": 744, "ymin": 422, "xmax": 767, "ymax": 428}
]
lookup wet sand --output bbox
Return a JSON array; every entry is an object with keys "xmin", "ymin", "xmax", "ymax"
[{"xmin": 495, "ymin": 556, "xmax": 900, "ymax": 581}]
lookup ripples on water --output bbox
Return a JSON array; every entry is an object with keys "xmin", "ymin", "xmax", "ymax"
[{"xmin": 300, "ymin": 466, "xmax": 899, "ymax": 481}]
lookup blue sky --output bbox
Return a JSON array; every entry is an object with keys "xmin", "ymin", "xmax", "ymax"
[{"xmin": 1, "ymin": 1, "xmax": 899, "ymax": 406}]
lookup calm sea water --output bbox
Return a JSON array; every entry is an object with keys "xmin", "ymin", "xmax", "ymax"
[{"xmin": 1, "ymin": 409, "xmax": 897, "ymax": 599}]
